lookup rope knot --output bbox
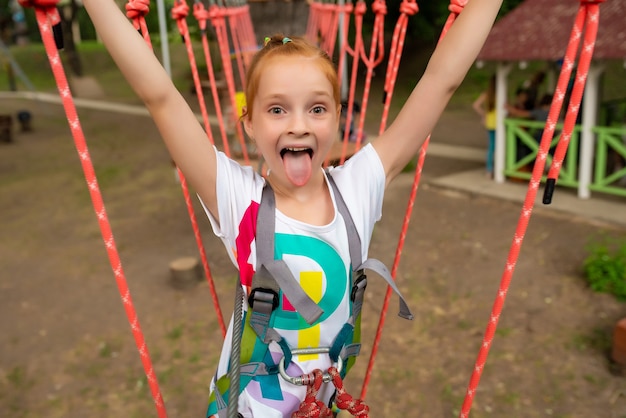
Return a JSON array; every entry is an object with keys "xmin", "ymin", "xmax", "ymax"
[
  {"xmin": 371, "ymin": 0, "xmax": 387, "ymax": 16},
  {"xmin": 126, "ymin": 0, "xmax": 151, "ymax": 20},
  {"xmin": 291, "ymin": 369, "xmax": 334, "ymax": 418},
  {"xmin": 193, "ymin": 2, "xmax": 210, "ymax": 29},
  {"xmin": 329, "ymin": 367, "xmax": 370, "ymax": 417},
  {"xmin": 399, "ymin": 0, "xmax": 419, "ymax": 16},
  {"xmin": 171, "ymin": 0, "xmax": 190, "ymax": 20},
  {"xmin": 354, "ymin": 1, "xmax": 367, "ymax": 16},
  {"xmin": 448, "ymin": 0, "xmax": 468, "ymax": 14}
]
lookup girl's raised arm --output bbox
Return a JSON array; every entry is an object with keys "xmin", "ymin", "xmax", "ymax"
[
  {"xmin": 373, "ymin": 0, "xmax": 502, "ymax": 186},
  {"xmin": 83, "ymin": 0, "xmax": 219, "ymax": 220}
]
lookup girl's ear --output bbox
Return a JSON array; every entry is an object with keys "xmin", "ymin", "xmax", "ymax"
[{"xmin": 242, "ymin": 108, "xmax": 254, "ymax": 140}]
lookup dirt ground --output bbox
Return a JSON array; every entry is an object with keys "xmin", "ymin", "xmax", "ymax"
[{"xmin": 1, "ymin": 92, "xmax": 626, "ymax": 418}]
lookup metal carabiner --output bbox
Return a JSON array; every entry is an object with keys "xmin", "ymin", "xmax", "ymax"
[{"xmin": 277, "ymin": 347, "xmax": 344, "ymax": 385}]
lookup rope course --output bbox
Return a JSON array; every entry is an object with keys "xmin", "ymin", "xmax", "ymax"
[
  {"xmin": 459, "ymin": 1, "xmax": 604, "ymax": 416},
  {"xmin": 20, "ymin": 0, "xmax": 605, "ymax": 415}
]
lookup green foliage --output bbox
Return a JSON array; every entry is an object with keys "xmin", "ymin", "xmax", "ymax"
[{"xmin": 583, "ymin": 238, "xmax": 626, "ymax": 301}]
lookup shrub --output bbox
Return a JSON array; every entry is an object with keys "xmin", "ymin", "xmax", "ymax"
[{"xmin": 583, "ymin": 238, "xmax": 626, "ymax": 301}]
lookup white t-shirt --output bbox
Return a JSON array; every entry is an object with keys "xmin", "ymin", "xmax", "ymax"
[{"xmin": 204, "ymin": 143, "xmax": 385, "ymax": 417}]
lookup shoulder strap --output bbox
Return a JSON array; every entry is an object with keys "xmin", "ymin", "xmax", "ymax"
[
  {"xmin": 326, "ymin": 173, "xmax": 413, "ymax": 321},
  {"xmin": 249, "ymin": 185, "xmax": 324, "ymax": 343}
]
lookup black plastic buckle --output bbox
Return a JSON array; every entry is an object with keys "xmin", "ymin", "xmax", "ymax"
[
  {"xmin": 350, "ymin": 273, "xmax": 367, "ymax": 302},
  {"xmin": 248, "ymin": 287, "xmax": 279, "ymax": 310}
]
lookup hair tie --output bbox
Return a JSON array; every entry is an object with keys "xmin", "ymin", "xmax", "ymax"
[
  {"xmin": 264, "ymin": 36, "xmax": 271, "ymax": 46},
  {"xmin": 282, "ymin": 37, "xmax": 292, "ymax": 44}
]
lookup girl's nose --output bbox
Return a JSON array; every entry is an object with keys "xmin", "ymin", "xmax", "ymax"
[{"xmin": 287, "ymin": 111, "xmax": 310, "ymax": 137}]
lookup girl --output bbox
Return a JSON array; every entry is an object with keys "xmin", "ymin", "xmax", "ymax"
[{"xmin": 83, "ymin": 1, "xmax": 503, "ymax": 416}]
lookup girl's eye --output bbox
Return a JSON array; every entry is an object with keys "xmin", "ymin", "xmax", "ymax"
[
  {"xmin": 269, "ymin": 107, "xmax": 283, "ymax": 114},
  {"xmin": 312, "ymin": 106, "xmax": 326, "ymax": 114}
]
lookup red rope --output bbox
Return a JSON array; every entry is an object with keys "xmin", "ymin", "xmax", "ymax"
[
  {"xmin": 360, "ymin": 0, "xmax": 420, "ymax": 399},
  {"xmin": 172, "ymin": 0, "xmax": 215, "ymax": 145},
  {"xmin": 459, "ymin": 1, "xmax": 603, "ymax": 417},
  {"xmin": 291, "ymin": 368, "xmax": 369, "ymax": 418},
  {"xmin": 18, "ymin": 0, "xmax": 167, "ymax": 416},
  {"xmin": 338, "ymin": 0, "xmax": 367, "ymax": 165},
  {"xmin": 170, "ymin": 0, "xmax": 227, "ymax": 338},
  {"xmin": 291, "ymin": 370, "xmax": 334, "ymax": 418},
  {"xmin": 338, "ymin": 0, "xmax": 387, "ymax": 163},
  {"xmin": 193, "ymin": 1, "xmax": 232, "ymax": 157},
  {"xmin": 125, "ymin": 0, "xmax": 152, "ymax": 48},
  {"xmin": 209, "ymin": 3, "xmax": 250, "ymax": 164}
]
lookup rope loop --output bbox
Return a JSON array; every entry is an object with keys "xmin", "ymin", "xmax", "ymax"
[
  {"xmin": 371, "ymin": 0, "xmax": 387, "ymax": 16},
  {"xmin": 171, "ymin": 0, "xmax": 190, "ymax": 20},
  {"xmin": 125, "ymin": 0, "xmax": 151, "ymax": 20},
  {"xmin": 354, "ymin": 1, "xmax": 367, "ymax": 16},
  {"xmin": 329, "ymin": 367, "xmax": 370, "ymax": 417},
  {"xmin": 399, "ymin": 0, "xmax": 419, "ymax": 16},
  {"xmin": 448, "ymin": 0, "xmax": 468, "ymax": 14}
]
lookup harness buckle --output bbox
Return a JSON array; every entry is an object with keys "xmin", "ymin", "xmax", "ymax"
[
  {"xmin": 248, "ymin": 287, "xmax": 279, "ymax": 310},
  {"xmin": 351, "ymin": 273, "xmax": 367, "ymax": 302},
  {"xmin": 278, "ymin": 347, "xmax": 344, "ymax": 385}
]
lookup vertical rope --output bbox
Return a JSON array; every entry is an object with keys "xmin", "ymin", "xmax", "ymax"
[
  {"xmin": 209, "ymin": 1, "xmax": 250, "ymax": 164},
  {"xmin": 459, "ymin": 2, "xmax": 603, "ymax": 417},
  {"xmin": 193, "ymin": 0, "xmax": 232, "ymax": 157},
  {"xmin": 18, "ymin": 0, "xmax": 167, "ymax": 415},
  {"xmin": 360, "ymin": 0, "xmax": 419, "ymax": 399},
  {"xmin": 129, "ymin": 0, "xmax": 227, "ymax": 338}
]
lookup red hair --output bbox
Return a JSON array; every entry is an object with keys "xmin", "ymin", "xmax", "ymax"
[{"xmin": 243, "ymin": 34, "xmax": 340, "ymax": 120}]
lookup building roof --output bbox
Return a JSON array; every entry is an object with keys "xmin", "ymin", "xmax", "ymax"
[{"xmin": 477, "ymin": 0, "xmax": 626, "ymax": 61}]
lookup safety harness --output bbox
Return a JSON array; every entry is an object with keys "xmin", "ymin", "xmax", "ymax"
[{"xmin": 207, "ymin": 173, "xmax": 413, "ymax": 417}]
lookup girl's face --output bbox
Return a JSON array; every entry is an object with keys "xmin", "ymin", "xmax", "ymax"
[{"xmin": 243, "ymin": 55, "xmax": 340, "ymax": 189}]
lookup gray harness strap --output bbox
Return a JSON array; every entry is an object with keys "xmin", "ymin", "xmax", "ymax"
[
  {"xmin": 325, "ymin": 175, "xmax": 414, "ymax": 321},
  {"xmin": 249, "ymin": 186, "xmax": 324, "ymax": 343},
  {"xmin": 248, "ymin": 176, "xmax": 413, "ymax": 346}
]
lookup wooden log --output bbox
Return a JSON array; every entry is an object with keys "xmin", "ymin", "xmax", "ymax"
[{"xmin": 169, "ymin": 256, "xmax": 202, "ymax": 288}]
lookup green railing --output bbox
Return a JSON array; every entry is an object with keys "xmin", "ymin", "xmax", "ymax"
[
  {"xmin": 504, "ymin": 118, "xmax": 626, "ymax": 198},
  {"xmin": 591, "ymin": 125, "xmax": 626, "ymax": 197},
  {"xmin": 504, "ymin": 118, "xmax": 580, "ymax": 187}
]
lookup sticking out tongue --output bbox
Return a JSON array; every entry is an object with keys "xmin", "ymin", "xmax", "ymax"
[{"xmin": 282, "ymin": 149, "xmax": 313, "ymax": 186}]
